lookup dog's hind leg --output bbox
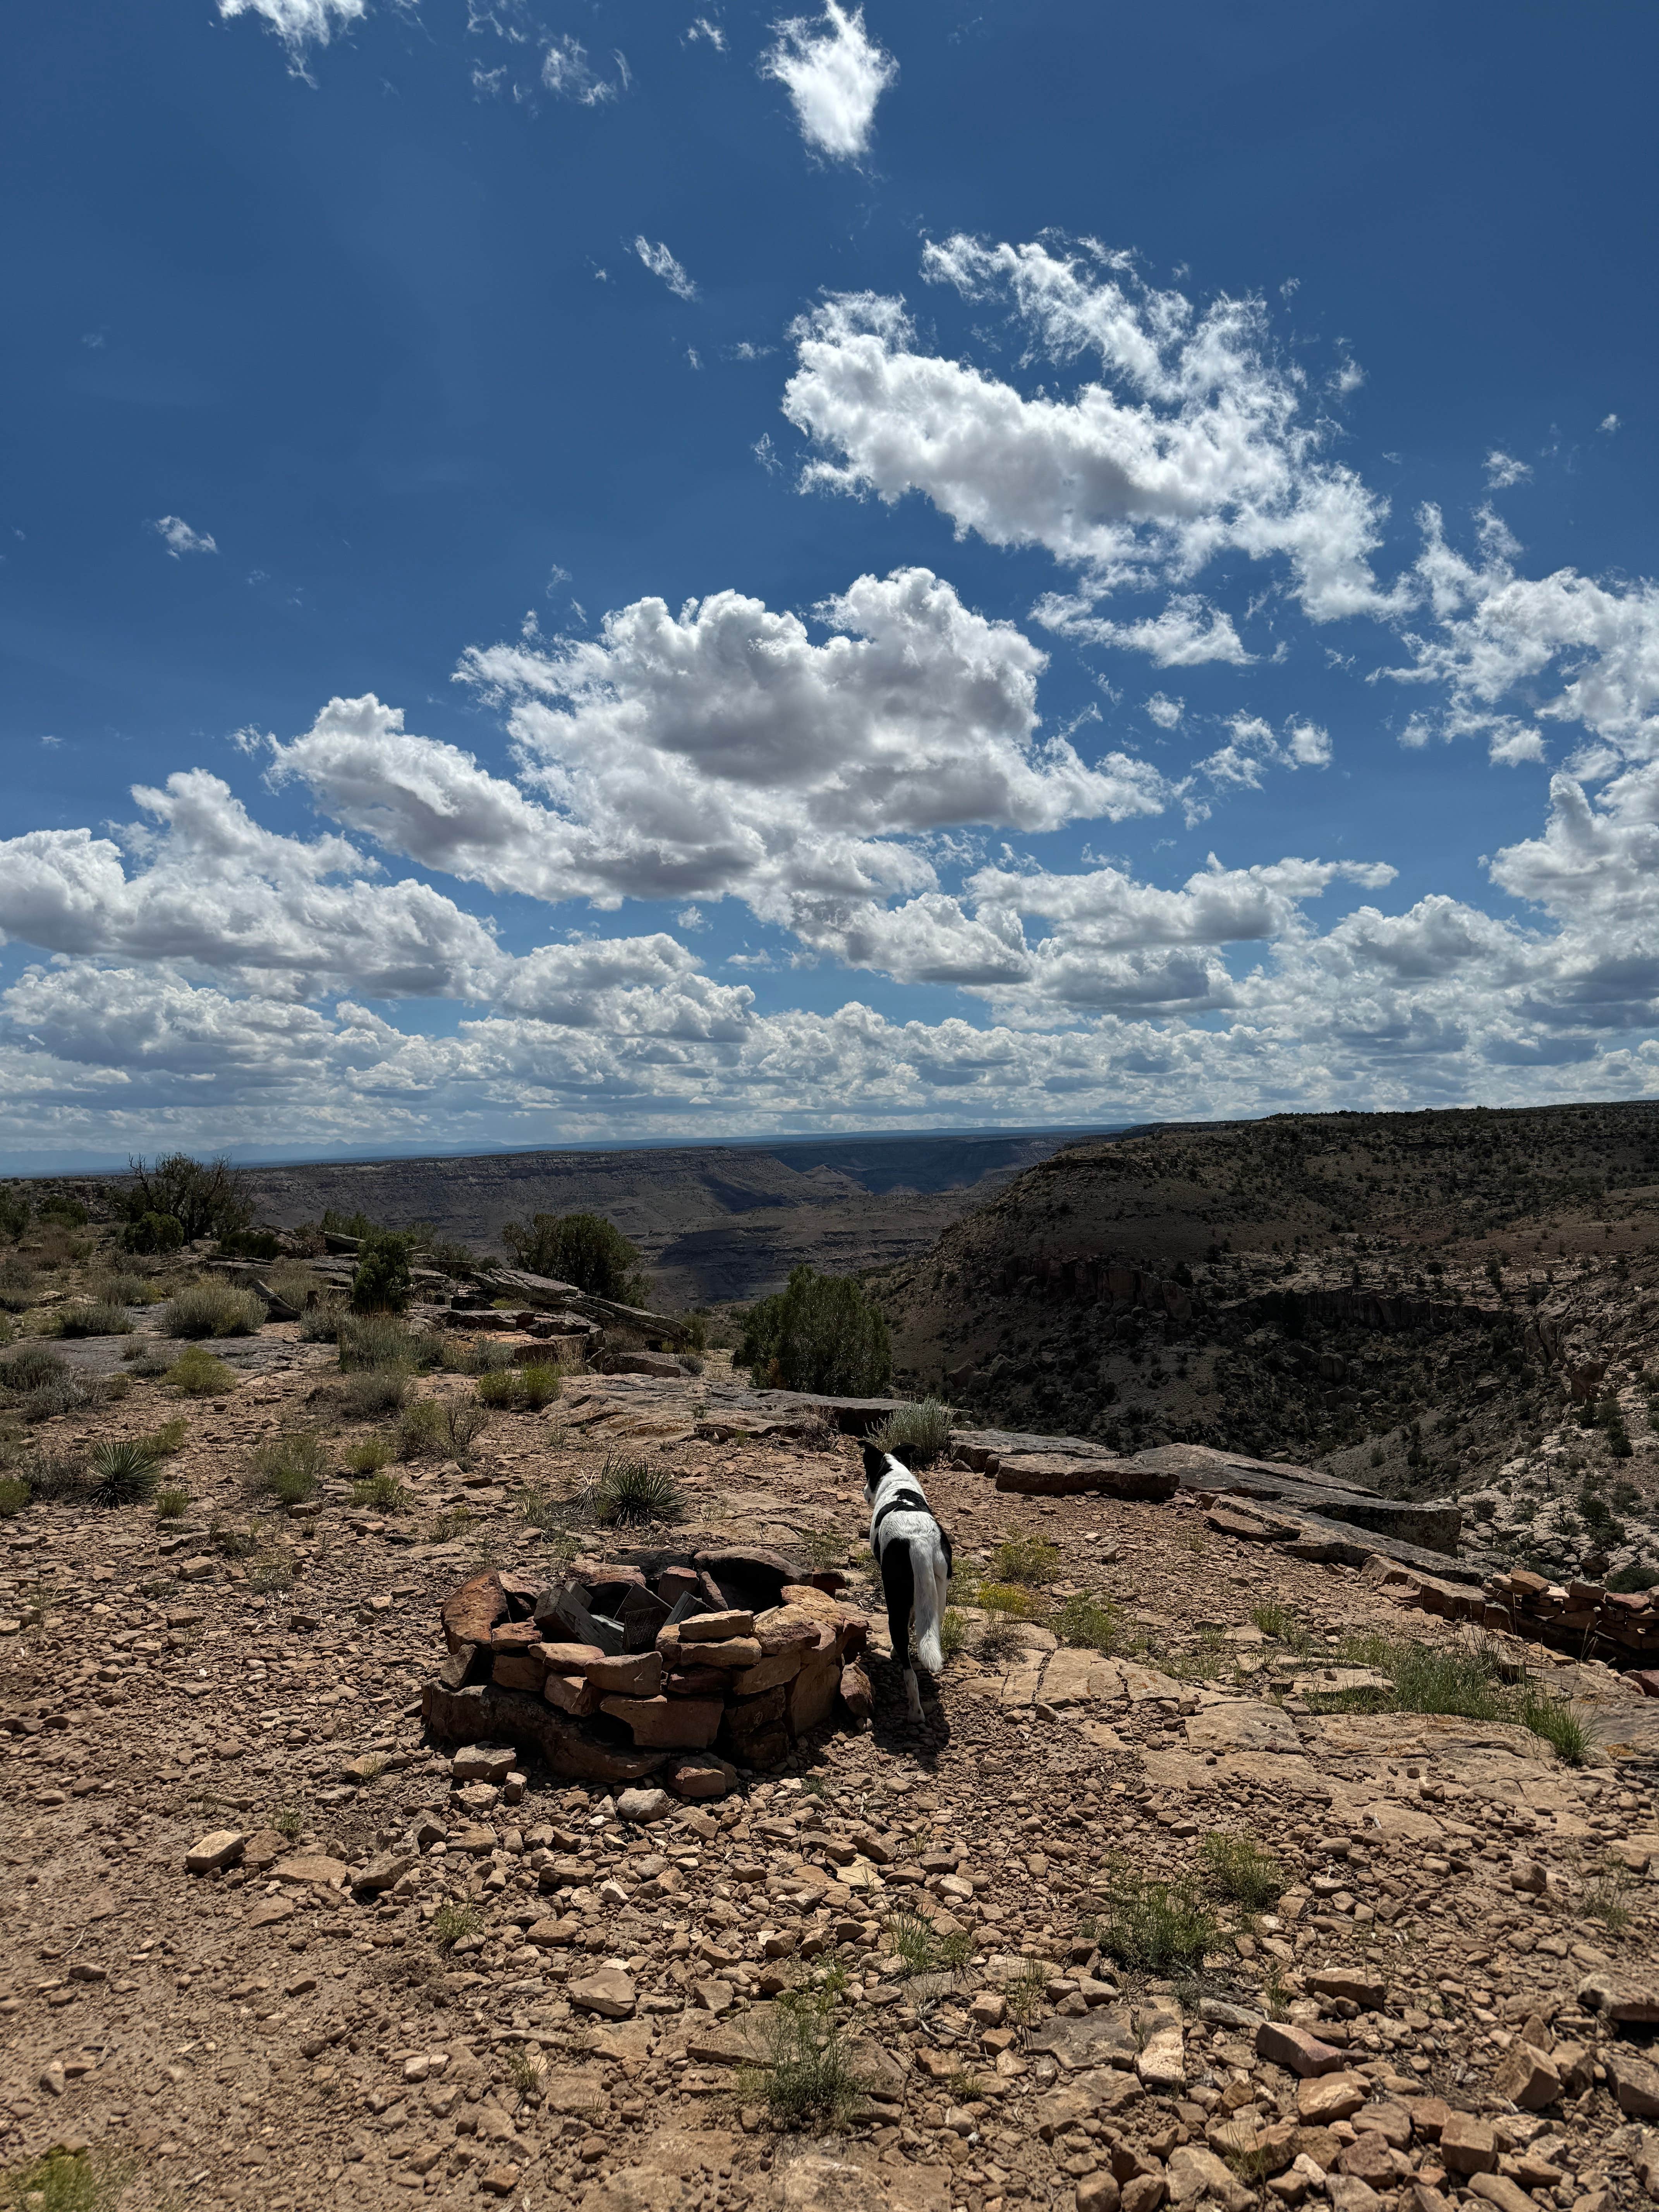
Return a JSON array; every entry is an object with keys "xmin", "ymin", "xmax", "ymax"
[{"xmin": 880, "ymin": 1537, "xmax": 923, "ymax": 1721}]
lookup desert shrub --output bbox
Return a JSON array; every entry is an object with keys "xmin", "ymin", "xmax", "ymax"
[
  {"xmin": 37, "ymin": 1195, "xmax": 89, "ymax": 1227},
  {"xmin": 3, "ymin": 2143, "xmax": 126, "ymax": 2212},
  {"xmin": 0, "ymin": 1344, "xmax": 67, "ymax": 1393},
  {"xmin": 974, "ymin": 1580, "xmax": 1047, "ymax": 1620},
  {"xmin": 350, "ymin": 1230, "xmax": 415, "ymax": 1314},
  {"xmin": 594, "ymin": 1454, "xmax": 681, "ymax": 1525},
  {"xmin": 138, "ymin": 1417, "xmax": 189, "ymax": 1455},
  {"xmin": 26, "ymin": 1451, "xmax": 86, "ymax": 1501},
  {"xmin": 1582, "ymin": 1859, "xmax": 1635, "ymax": 1936},
  {"xmin": 1201, "ymin": 1831, "xmax": 1285, "ymax": 1910},
  {"xmin": 991, "ymin": 1532, "xmax": 1061, "ymax": 1585},
  {"xmin": 476, "ymin": 1363, "xmax": 562, "ymax": 1412},
  {"xmin": 397, "ymin": 1399, "xmax": 446, "ymax": 1460},
  {"xmin": 0, "ymin": 1187, "xmax": 30, "ymax": 1242},
  {"xmin": 342, "ymin": 1367, "xmax": 409, "ymax": 1418},
  {"xmin": 430, "ymin": 1901, "xmax": 484, "ymax": 1948},
  {"xmin": 440, "ymin": 1399, "xmax": 490, "ymax": 1459},
  {"xmin": 1517, "ymin": 1682, "xmax": 1594, "ymax": 1766},
  {"xmin": 872, "ymin": 1396, "xmax": 953, "ymax": 1469},
  {"xmin": 351, "ymin": 1471, "xmax": 408, "ymax": 1511},
  {"xmin": 88, "ymin": 1439, "xmax": 160, "ymax": 1507},
  {"xmin": 0, "ymin": 1476, "xmax": 30, "ymax": 1515},
  {"xmin": 736, "ymin": 1983, "xmax": 865, "ymax": 2131},
  {"xmin": 55, "ymin": 1302, "xmax": 135, "ymax": 1338},
  {"xmin": 92, "ymin": 1272, "xmax": 161, "ymax": 1308},
  {"xmin": 1607, "ymin": 1564, "xmax": 1659, "ymax": 1592},
  {"xmin": 738, "ymin": 1265, "xmax": 891, "ymax": 1395},
  {"xmin": 250, "ymin": 1431, "xmax": 326, "ymax": 1508},
  {"xmin": 1086, "ymin": 1866, "xmax": 1219, "ymax": 1974},
  {"xmin": 502, "ymin": 1210, "xmax": 651, "ymax": 1304},
  {"xmin": 298, "ymin": 1295, "xmax": 347, "ymax": 1343},
  {"xmin": 218, "ymin": 1228, "xmax": 280, "ymax": 1261},
  {"xmin": 345, "ymin": 1433, "xmax": 392, "ymax": 1475},
  {"xmin": 261, "ymin": 1259, "xmax": 322, "ymax": 1309},
  {"xmin": 337, "ymin": 1314, "xmax": 420, "ymax": 1371},
  {"xmin": 163, "ymin": 1282, "xmax": 265, "ymax": 1340},
  {"xmin": 165, "ymin": 1346, "xmax": 238, "ymax": 1397},
  {"xmin": 154, "ymin": 1487, "xmax": 190, "ymax": 1520},
  {"xmin": 0, "ymin": 1257, "xmax": 38, "ymax": 1313},
  {"xmin": 886, "ymin": 1910, "xmax": 973, "ymax": 1978},
  {"xmin": 121, "ymin": 1210, "xmax": 184, "ymax": 1255},
  {"xmin": 247, "ymin": 1549, "xmax": 295, "ymax": 1594},
  {"xmin": 1055, "ymin": 1592, "xmax": 1120, "ymax": 1652},
  {"xmin": 122, "ymin": 1152, "xmax": 251, "ymax": 1243}
]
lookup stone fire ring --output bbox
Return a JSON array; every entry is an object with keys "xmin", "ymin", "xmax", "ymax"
[{"xmin": 421, "ymin": 1546, "xmax": 873, "ymax": 1800}]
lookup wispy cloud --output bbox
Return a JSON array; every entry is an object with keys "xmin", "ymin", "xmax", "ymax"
[
  {"xmin": 684, "ymin": 15, "xmax": 726, "ymax": 48},
  {"xmin": 151, "ymin": 517, "xmax": 219, "ymax": 559},
  {"xmin": 635, "ymin": 238, "xmax": 697, "ymax": 301},
  {"xmin": 216, "ymin": 0, "xmax": 367, "ymax": 76},
  {"xmin": 1484, "ymin": 449, "xmax": 1532, "ymax": 489},
  {"xmin": 543, "ymin": 34, "xmax": 623, "ymax": 105},
  {"xmin": 762, "ymin": 3, "xmax": 896, "ymax": 162}
]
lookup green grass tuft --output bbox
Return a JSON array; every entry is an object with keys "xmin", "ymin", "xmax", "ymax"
[
  {"xmin": 165, "ymin": 1345, "xmax": 238, "ymax": 1397},
  {"xmin": 249, "ymin": 1430, "xmax": 326, "ymax": 1509},
  {"xmin": 154, "ymin": 1486, "xmax": 191, "ymax": 1520},
  {"xmin": 351, "ymin": 1471, "xmax": 408, "ymax": 1511},
  {"xmin": 1055, "ymin": 1590, "xmax": 1120, "ymax": 1652},
  {"xmin": 991, "ymin": 1530, "xmax": 1062, "ymax": 1585},
  {"xmin": 1200, "ymin": 1830, "xmax": 1285, "ymax": 1910},
  {"xmin": 430, "ymin": 1901, "xmax": 484, "ymax": 1948},
  {"xmin": 871, "ymin": 1396, "xmax": 954, "ymax": 1470},
  {"xmin": 163, "ymin": 1282, "xmax": 266, "ymax": 1339},
  {"xmin": 1086, "ymin": 1865, "xmax": 1219, "ymax": 1974},
  {"xmin": 55, "ymin": 1301, "xmax": 136, "ymax": 1338},
  {"xmin": 736, "ymin": 1983, "xmax": 866, "ymax": 2132}
]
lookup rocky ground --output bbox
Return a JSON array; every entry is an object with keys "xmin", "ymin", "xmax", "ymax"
[{"xmin": 3, "ymin": 1299, "xmax": 1659, "ymax": 2212}]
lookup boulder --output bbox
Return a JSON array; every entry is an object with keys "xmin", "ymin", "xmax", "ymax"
[
  {"xmin": 423, "ymin": 1678, "xmax": 667, "ymax": 1783},
  {"xmin": 600, "ymin": 1694, "xmax": 724, "ymax": 1750}
]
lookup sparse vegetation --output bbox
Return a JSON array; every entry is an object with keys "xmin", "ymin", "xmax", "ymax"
[
  {"xmin": 121, "ymin": 1151, "xmax": 251, "ymax": 1244},
  {"xmin": 155, "ymin": 1486, "xmax": 191, "ymax": 1520},
  {"xmin": 871, "ymin": 1396, "xmax": 953, "ymax": 1469},
  {"xmin": 341, "ymin": 1367, "xmax": 410, "ymax": 1418},
  {"xmin": 165, "ymin": 1345, "xmax": 238, "ymax": 1396},
  {"xmin": 991, "ymin": 1530, "xmax": 1061, "ymax": 1585},
  {"xmin": 337, "ymin": 1314, "xmax": 421, "ymax": 1371},
  {"xmin": 350, "ymin": 1472, "xmax": 408, "ymax": 1511},
  {"xmin": 1582, "ymin": 1858, "xmax": 1635, "ymax": 1936},
  {"xmin": 1086, "ymin": 1865, "xmax": 1219, "ymax": 1974},
  {"xmin": 1055, "ymin": 1590, "xmax": 1120, "ymax": 1652},
  {"xmin": 737, "ymin": 1264, "xmax": 892, "ymax": 1395},
  {"xmin": 502, "ymin": 1210, "xmax": 652, "ymax": 1305},
  {"xmin": 350, "ymin": 1228, "xmax": 416, "ymax": 1314},
  {"xmin": 250, "ymin": 1431, "xmax": 326, "ymax": 1508},
  {"xmin": 886, "ymin": 1910, "xmax": 973, "ymax": 1978},
  {"xmin": 476, "ymin": 1361, "xmax": 562, "ymax": 1411},
  {"xmin": 0, "ymin": 1476, "xmax": 30, "ymax": 1515},
  {"xmin": 345, "ymin": 1433, "xmax": 392, "ymax": 1475},
  {"xmin": 163, "ymin": 1281, "xmax": 266, "ymax": 1339},
  {"xmin": 54, "ymin": 1300, "xmax": 134, "ymax": 1337},
  {"xmin": 593, "ymin": 1454, "xmax": 682, "ymax": 1525},
  {"xmin": 396, "ymin": 1398, "xmax": 446, "ymax": 1460},
  {"xmin": 736, "ymin": 1982, "xmax": 866, "ymax": 2131},
  {"xmin": 974, "ymin": 1580, "xmax": 1047, "ymax": 1621},
  {"xmin": 1201, "ymin": 1830, "xmax": 1285, "ymax": 1910},
  {"xmin": 1312, "ymin": 1630, "xmax": 1595, "ymax": 1764},
  {"xmin": 88, "ymin": 1438, "xmax": 160, "ymax": 1507},
  {"xmin": 430, "ymin": 1901, "xmax": 484, "ymax": 1948}
]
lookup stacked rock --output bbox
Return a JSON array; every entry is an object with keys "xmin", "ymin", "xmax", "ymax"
[{"xmin": 422, "ymin": 1546, "xmax": 872, "ymax": 1790}]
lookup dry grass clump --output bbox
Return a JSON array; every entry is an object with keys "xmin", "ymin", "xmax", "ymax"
[{"xmin": 163, "ymin": 1282, "xmax": 266, "ymax": 1339}]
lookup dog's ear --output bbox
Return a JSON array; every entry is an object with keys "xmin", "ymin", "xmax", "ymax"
[
  {"xmin": 889, "ymin": 1441, "xmax": 916, "ymax": 1471},
  {"xmin": 860, "ymin": 1441, "xmax": 887, "ymax": 1484}
]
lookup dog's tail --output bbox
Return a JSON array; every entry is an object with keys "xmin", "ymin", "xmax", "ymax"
[{"xmin": 910, "ymin": 1541, "xmax": 945, "ymax": 1676}]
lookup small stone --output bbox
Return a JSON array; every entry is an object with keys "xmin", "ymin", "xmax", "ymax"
[
  {"xmin": 185, "ymin": 1828, "xmax": 248, "ymax": 1875},
  {"xmin": 665, "ymin": 1753, "xmax": 738, "ymax": 1800},
  {"xmin": 1298, "ymin": 2073, "xmax": 1368, "ymax": 2125},
  {"xmin": 1606, "ymin": 2051, "xmax": 1659, "ymax": 2120},
  {"xmin": 1509, "ymin": 1856, "xmax": 1548, "ymax": 1894},
  {"xmin": 1467, "ymin": 2176, "xmax": 1539, "ymax": 2212},
  {"xmin": 1307, "ymin": 1971, "xmax": 1386, "ymax": 2011},
  {"xmin": 451, "ymin": 1743, "xmax": 515, "ymax": 1784},
  {"xmin": 1338, "ymin": 2135, "xmax": 1412, "ymax": 2189},
  {"xmin": 1166, "ymin": 2145, "xmax": 1252, "ymax": 2212},
  {"xmin": 271, "ymin": 1853, "xmax": 349, "ymax": 1887},
  {"xmin": 1326, "ymin": 2181, "xmax": 1383, "ymax": 2212},
  {"xmin": 1120, "ymin": 2173, "xmax": 1166, "ymax": 2212},
  {"xmin": 679, "ymin": 1608, "xmax": 755, "ymax": 1642},
  {"xmin": 39, "ymin": 2061, "xmax": 65, "ymax": 2097},
  {"xmin": 1491, "ymin": 2041, "xmax": 1560, "ymax": 2111},
  {"xmin": 569, "ymin": 1966, "xmax": 636, "ymax": 2020},
  {"xmin": 1441, "ymin": 2115, "xmax": 1498, "ymax": 2176},
  {"xmin": 616, "ymin": 1786, "xmax": 673, "ymax": 1825},
  {"xmin": 353, "ymin": 1850, "xmax": 417, "ymax": 1895},
  {"xmin": 1077, "ymin": 2177, "xmax": 1120, "ymax": 2212},
  {"xmin": 1578, "ymin": 1972, "xmax": 1659, "ymax": 2026},
  {"xmin": 1257, "ymin": 2021, "xmax": 1347, "ymax": 2077},
  {"xmin": 478, "ymin": 2165, "xmax": 520, "ymax": 2197}
]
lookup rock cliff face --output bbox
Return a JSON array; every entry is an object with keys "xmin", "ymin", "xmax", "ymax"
[{"xmin": 871, "ymin": 1103, "xmax": 1659, "ymax": 1592}]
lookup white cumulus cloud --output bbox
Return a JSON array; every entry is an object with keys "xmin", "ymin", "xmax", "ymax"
[
  {"xmin": 783, "ymin": 239, "xmax": 1405, "ymax": 627},
  {"xmin": 1484, "ymin": 450, "xmax": 1532, "ymax": 489},
  {"xmin": 761, "ymin": 3, "xmax": 896, "ymax": 162},
  {"xmin": 217, "ymin": 0, "xmax": 366, "ymax": 69}
]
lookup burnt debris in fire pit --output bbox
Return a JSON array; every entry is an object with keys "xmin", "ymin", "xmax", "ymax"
[{"xmin": 421, "ymin": 1547, "xmax": 872, "ymax": 1796}]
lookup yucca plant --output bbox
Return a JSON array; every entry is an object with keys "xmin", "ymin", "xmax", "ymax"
[
  {"xmin": 89, "ymin": 1438, "xmax": 160, "ymax": 1507},
  {"xmin": 594, "ymin": 1454, "xmax": 682, "ymax": 1526}
]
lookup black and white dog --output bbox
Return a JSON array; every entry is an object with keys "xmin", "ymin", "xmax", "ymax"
[{"xmin": 862, "ymin": 1441, "xmax": 953, "ymax": 1721}]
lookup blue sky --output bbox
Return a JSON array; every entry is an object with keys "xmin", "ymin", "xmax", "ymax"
[{"xmin": 3, "ymin": 0, "xmax": 1657, "ymax": 1166}]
